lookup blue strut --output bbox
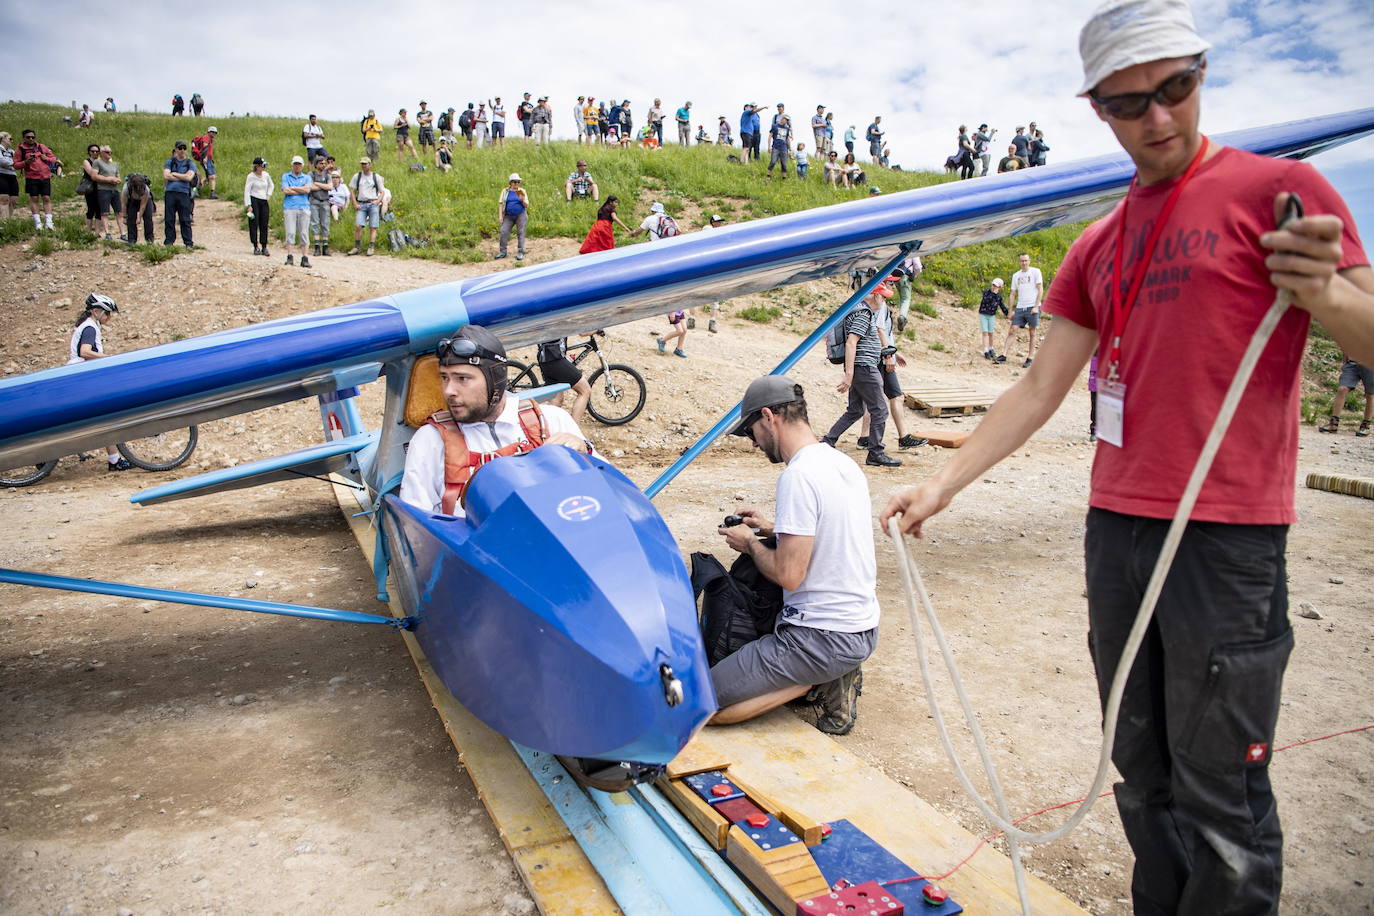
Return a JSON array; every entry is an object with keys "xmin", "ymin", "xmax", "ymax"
[
  {"xmin": 0, "ymin": 568, "xmax": 413, "ymax": 629},
  {"xmin": 645, "ymin": 247, "xmax": 913, "ymax": 499}
]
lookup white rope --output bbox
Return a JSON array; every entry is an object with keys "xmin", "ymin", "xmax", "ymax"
[{"xmin": 889, "ymin": 289, "xmax": 1293, "ymax": 914}]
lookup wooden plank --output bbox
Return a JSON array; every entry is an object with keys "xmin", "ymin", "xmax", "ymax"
[
  {"xmin": 916, "ymin": 430, "xmax": 972, "ymax": 449},
  {"xmin": 725, "ymin": 825, "xmax": 830, "ymax": 914},
  {"xmin": 666, "ymin": 747, "xmax": 734, "ymax": 778},
  {"xmin": 657, "ymin": 776, "xmax": 731, "ymax": 850},
  {"xmin": 680, "ymin": 719, "xmax": 1087, "ymax": 914},
  {"xmin": 332, "ymin": 479, "xmax": 621, "ymax": 916}
]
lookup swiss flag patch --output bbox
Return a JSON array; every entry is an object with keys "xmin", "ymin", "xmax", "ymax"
[{"xmin": 1246, "ymin": 743, "xmax": 1270, "ymax": 763}]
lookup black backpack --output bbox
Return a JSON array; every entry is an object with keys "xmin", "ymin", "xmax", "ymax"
[
  {"xmin": 690, "ymin": 544, "xmax": 783, "ymax": 667},
  {"xmin": 458, "ymin": 110, "xmax": 474, "ymax": 130}
]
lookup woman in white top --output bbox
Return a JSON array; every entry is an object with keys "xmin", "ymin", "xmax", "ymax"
[
  {"xmin": 68, "ymin": 294, "xmax": 132, "ymax": 471},
  {"xmin": 243, "ymin": 156, "xmax": 274, "ymax": 255},
  {"xmin": 475, "ymin": 104, "xmax": 490, "ymax": 148},
  {"xmin": 328, "ymin": 172, "xmax": 350, "ymax": 220}
]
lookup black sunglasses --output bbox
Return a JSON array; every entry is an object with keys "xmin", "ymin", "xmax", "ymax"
[
  {"xmin": 1090, "ymin": 56, "xmax": 1204, "ymax": 121},
  {"xmin": 436, "ymin": 337, "xmax": 507, "ymax": 365}
]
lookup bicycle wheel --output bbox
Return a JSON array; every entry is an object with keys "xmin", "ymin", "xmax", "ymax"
[
  {"xmin": 586, "ymin": 364, "xmax": 646, "ymax": 426},
  {"xmin": 118, "ymin": 426, "xmax": 199, "ymax": 471},
  {"xmin": 0, "ymin": 460, "xmax": 58, "ymax": 488},
  {"xmin": 506, "ymin": 360, "xmax": 541, "ymax": 392}
]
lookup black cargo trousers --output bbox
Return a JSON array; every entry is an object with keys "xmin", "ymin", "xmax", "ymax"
[{"xmin": 1085, "ymin": 508, "xmax": 1292, "ymax": 916}]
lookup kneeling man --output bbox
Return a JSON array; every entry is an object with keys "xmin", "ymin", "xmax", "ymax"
[{"xmin": 712, "ymin": 375, "xmax": 879, "ymax": 735}]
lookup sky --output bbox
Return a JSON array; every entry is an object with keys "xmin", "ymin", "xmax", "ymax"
[{"xmin": 3, "ymin": 0, "xmax": 1372, "ymax": 230}]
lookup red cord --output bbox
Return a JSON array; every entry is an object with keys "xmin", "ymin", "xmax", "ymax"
[{"xmin": 881, "ymin": 722, "xmax": 1373, "ymax": 887}]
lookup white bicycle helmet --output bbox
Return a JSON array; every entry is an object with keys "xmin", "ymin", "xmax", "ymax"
[{"xmin": 85, "ymin": 293, "xmax": 118, "ymax": 314}]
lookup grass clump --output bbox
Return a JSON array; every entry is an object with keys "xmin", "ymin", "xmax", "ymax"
[
  {"xmin": 929, "ymin": 341, "xmax": 947, "ymax": 352},
  {"xmin": 738, "ymin": 305, "xmax": 782, "ymax": 323},
  {"xmin": 140, "ymin": 243, "xmax": 179, "ymax": 264},
  {"xmin": 30, "ymin": 236, "xmax": 57, "ymax": 256}
]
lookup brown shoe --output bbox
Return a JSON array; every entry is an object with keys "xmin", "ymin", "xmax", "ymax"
[
  {"xmin": 1319, "ymin": 415, "xmax": 1339, "ymax": 433},
  {"xmin": 815, "ymin": 666, "xmax": 862, "ymax": 735}
]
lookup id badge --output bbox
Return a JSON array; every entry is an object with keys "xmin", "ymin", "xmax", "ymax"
[{"xmin": 1097, "ymin": 378, "xmax": 1126, "ymax": 447}]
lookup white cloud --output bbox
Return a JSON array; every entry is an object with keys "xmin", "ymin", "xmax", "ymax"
[{"xmin": 3, "ymin": 0, "xmax": 1370, "ymax": 173}]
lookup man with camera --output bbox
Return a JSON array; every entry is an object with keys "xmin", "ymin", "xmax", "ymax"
[{"xmin": 711, "ymin": 375, "xmax": 879, "ymax": 735}]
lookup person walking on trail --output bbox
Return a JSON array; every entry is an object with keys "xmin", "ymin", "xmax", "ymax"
[
  {"xmin": 347, "ymin": 157, "xmax": 385, "ymax": 256},
  {"xmin": 882, "ymin": 2, "xmax": 1374, "ymax": 912},
  {"xmin": 496, "ymin": 173, "xmax": 529, "ymax": 261},
  {"xmin": 998, "ymin": 252, "xmax": 1043, "ymax": 367},
  {"xmin": 579, "ymin": 196, "xmax": 632, "ymax": 254},
  {"xmin": 280, "ymin": 156, "xmax": 312, "ymax": 267},
  {"xmin": 894, "ymin": 254, "xmax": 923, "ymax": 332},
  {"xmin": 631, "ymin": 201, "xmax": 679, "ymax": 242},
  {"xmin": 710, "ymin": 375, "xmax": 879, "ymax": 735},
  {"xmin": 1320, "ymin": 356, "xmax": 1372, "ymax": 436},
  {"xmin": 655, "ymin": 310, "xmax": 689, "ymax": 358},
  {"xmin": 820, "ymin": 281, "xmax": 903, "ymax": 467},
  {"xmin": 243, "ymin": 156, "xmax": 273, "ymax": 256},
  {"xmin": 192, "ymin": 126, "xmax": 219, "ymax": 198},
  {"xmin": 67, "ymin": 294, "xmax": 133, "ymax": 472},
  {"xmin": 858, "ymin": 286, "xmax": 927, "ymax": 452}
]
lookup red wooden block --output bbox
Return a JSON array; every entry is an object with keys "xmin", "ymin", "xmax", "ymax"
[
  {"xmin": 713, "ymin": 797, "xmax": 765, "ymax": 823},
  {"xmin": 796, "ymin": 880, "xmax": 903, "ymax": 915}
]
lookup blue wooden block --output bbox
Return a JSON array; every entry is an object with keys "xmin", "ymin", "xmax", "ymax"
[
  {"xmin": 808, "ymin": 819, "xmax": 962, "ymax": 915},
  {"xmin": 731, "ymin": 816, "xmax": 803, "ymax": 852},
  {"xmin": 683, "ymin": 770, "xmax": 745, "ymax": 805}
]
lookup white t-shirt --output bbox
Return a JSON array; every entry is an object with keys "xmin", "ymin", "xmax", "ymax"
[
  {"xmin": 399, "ymin": 396, "xmax": 589, "ymax": 516},
  {"xmin": 772, "ymin": 443, "xmax": 879, "ymax": 633},
  {"xmin": 640, "ymin": 213, "xmax": 670, "ymax": 241},
  {"xmin": 1010, "ymin": 266, "xmax": 1044, "ymax": 311},
  {"xmin": 303, "ymin": 123, "xmax": 324, "ymax": 149}
]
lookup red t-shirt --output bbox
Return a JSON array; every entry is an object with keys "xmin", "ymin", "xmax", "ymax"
[{"xmin": 1045, "ymin": 146, "xmax": 1368, "ymax": 524}]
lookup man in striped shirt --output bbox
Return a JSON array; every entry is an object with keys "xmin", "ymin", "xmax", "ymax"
[{"xmin": 821, "ymin": 282, "xmax": 902, "ymax": 466}]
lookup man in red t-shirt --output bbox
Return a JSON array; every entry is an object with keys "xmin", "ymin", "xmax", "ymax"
[{"xmin": 881, "ymin": 0, "xmax": 1374, "ymax": 911}]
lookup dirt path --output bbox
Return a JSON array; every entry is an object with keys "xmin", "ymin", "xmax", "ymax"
[{"xmin": 2, "ymin": 219, "xmax": 1371, "ymax": 913}]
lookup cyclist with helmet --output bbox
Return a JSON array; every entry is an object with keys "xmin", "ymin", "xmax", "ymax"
[
  {"xmin": 399, "ymin": 325, "xmax": 596, "ymax": 516},
  {"xmin": 68, "ymin": 294, "xmax": 132, "ymax": 471}
]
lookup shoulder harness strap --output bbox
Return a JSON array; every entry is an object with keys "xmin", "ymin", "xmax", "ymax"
[{"xmin": 426, "ymin": 402, "xmax": 548, "ymax": 514}]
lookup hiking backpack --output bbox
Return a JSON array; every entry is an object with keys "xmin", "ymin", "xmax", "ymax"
[
  {"xmin": 190, "ymin": 135, "xmax": 210, "ymax": 162},
  {"xmin": 655, "ymin": 214, "xmax": 680, "ymax": 238},
  {"xmin": 458, "ymin": 110, "xmax": 474, "ymax": 130},
  {"xmin": 825, "ymin": 306, "xmax": 864, "ymax": 364}
]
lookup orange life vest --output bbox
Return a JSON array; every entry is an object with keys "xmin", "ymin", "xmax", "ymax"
[{"xmin": 426, "ymin": 402, "xmax": 548, "ymax": 515}]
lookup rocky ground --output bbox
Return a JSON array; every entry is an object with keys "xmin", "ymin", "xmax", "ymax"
[{"xmin": 2, "ymin": 200, "xmax": 1371, "ymax": 914}]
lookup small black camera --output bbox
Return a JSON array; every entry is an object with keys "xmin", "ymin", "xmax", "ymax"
[{"xmin": 723, "ymin": 514, "xmax": 744, "ymax": 528}]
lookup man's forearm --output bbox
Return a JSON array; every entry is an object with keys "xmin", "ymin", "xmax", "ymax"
[{"xmin": 1311, "ymin": 267, "xmax": 1374, "ymax": 366}]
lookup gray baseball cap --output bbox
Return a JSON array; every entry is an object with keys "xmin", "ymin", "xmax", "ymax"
[{"xmin": 731, "ymin": 376, "xmax": 805, "ymax": 437}]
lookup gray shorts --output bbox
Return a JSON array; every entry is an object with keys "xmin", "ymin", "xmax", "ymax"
[
  {"xmin": 283, "ymin": 208, "xmax": 309, "ymax": 245},
  {"xmin": 1338, "ymin": 360, "xmax": 1373, "ymax": 392},
  {"xmin": 710, "ymin": 622, "xmax": 877, "ymax": 709},
  {"xmin": 1011, "ymin": 308, "xmax": 1040, "ymax": 328}
]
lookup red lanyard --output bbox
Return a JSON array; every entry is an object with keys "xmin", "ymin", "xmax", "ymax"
[{"xmin": 1105, "ymin": 136, "xmax": 1209, "ymax": 380}]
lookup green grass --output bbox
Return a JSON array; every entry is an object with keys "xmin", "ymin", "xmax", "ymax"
[
  {"xmin": 0, "ymin": 102, "xmax": 956, "ymax": 261},
  {"xmin": 738, "ymin": 305, "xmax": 782, "ymax": 323},
  {"xmin": 139, "ymin": 243, "xmax": 179, "ymax": 264},
  {"xmin": 29, "ymin": 236, "xmax": 56, "ymax": 256},
  {"xmin": 920, "ymin": 223, "xmax": 1089, "ymax": 309},
  {"xmin": 928, "ymin": 340, "xmax": 947, "ymax": 352}
]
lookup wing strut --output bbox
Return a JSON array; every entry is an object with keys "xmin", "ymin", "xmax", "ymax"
[
  {"xmin": 645, "ymin": 247, "xmax": 913, "ymax": 499},
  {"xmin": 0, "ymin": 568, "xmax": 414, "ymax": 630}
]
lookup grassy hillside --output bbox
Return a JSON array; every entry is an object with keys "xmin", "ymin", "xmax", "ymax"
[{"xmin": 0, "ymin": 101, "xmax": 1082, "ymax": 273}]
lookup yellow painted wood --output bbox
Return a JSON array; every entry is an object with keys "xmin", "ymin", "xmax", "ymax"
[
  {"xmin": 679, "ymin": 717, "xmax": 1088, "ymax": 914},
  {"xmin": 332, "ymin": 480, "xmax": 620, "ymax": 916},
  {"xmin": 726, "ymin": 825, "xmax": 830, "ymax": 913},
  {"xmin": 657, "ymin": 776, "xmax": 731, "ymax": 850}
]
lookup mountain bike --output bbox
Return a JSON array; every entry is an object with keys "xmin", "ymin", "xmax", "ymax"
[
  {"xmin": 0, "ymin": 427, "xmax": 200, "ymax": 488},
  {"xmin": 508, "ymin": 332, "xmax": 647, "ymax": 426}
]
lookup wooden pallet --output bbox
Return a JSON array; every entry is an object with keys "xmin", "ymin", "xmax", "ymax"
[
  {"xmin": 904, "ymin": 386, "xmax": 996, "ymax": 418},
  {"xmin": 1306, "ymin": 472, "xmax": 1374, "ymax": 500}
]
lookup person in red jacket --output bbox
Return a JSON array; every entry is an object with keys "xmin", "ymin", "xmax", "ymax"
[{"xmin": 15, "ymin": 128, "xmax": 57, "ymax": 230}]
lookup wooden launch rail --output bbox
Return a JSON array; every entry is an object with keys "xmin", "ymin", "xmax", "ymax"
[{"xmin": 333, "ymin": 477, "xmax": 1087, "ymax": 915}]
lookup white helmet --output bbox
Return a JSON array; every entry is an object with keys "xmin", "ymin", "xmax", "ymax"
[{"xmin": 85, "ymin": 293, "xmax": 118, "ymax": 313}]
